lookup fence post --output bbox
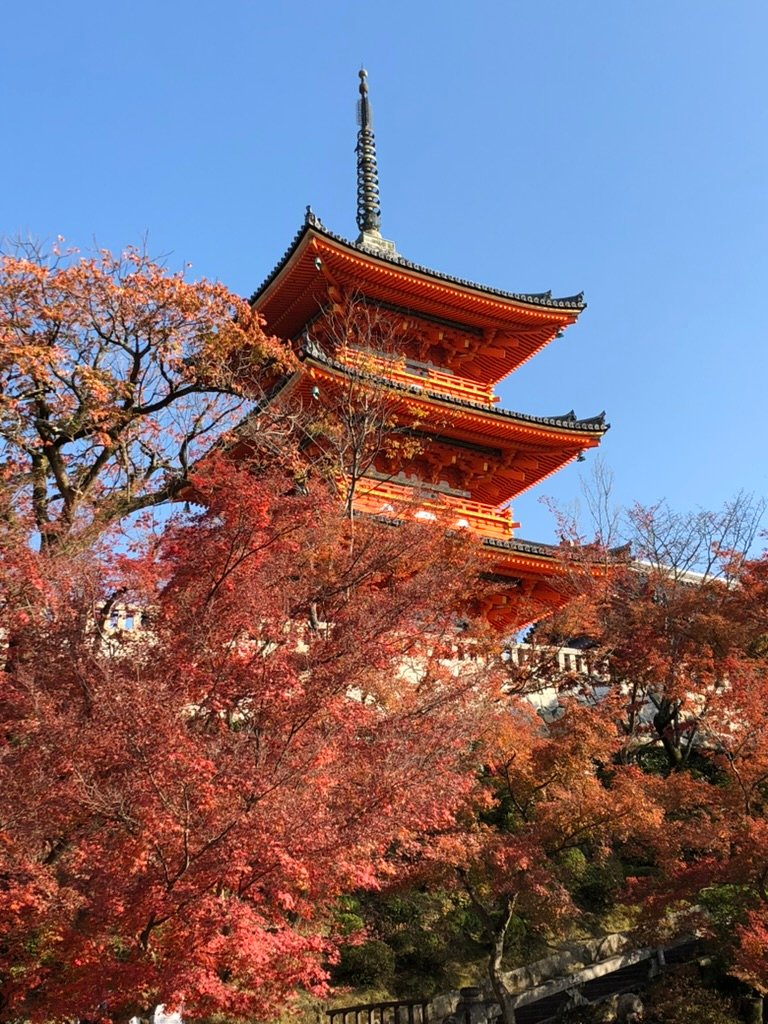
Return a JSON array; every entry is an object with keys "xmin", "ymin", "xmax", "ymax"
[{"xmin": 455, "ymin": 987, "xmax": 487, "ymax": 1024}]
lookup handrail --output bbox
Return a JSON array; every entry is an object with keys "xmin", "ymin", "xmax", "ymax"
[
  {"xmin": 327, "ymin": 999, "xmax": 430, "ymax": 1024},
  {"xmin": 339, "ymin": 348, "xmax": 494, "ymax": 406},
  {"xmin": 348, "ymin": 477, "xmax": 517, "ymax": 541},
  {"xmin": 327, "ymin": 939, "xmax": 699, "ymax": 1024}
]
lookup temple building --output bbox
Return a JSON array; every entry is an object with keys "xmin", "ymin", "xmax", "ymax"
[{"xmin": 248, "ymin": 70, "xmax": 608, "ymax": 629}]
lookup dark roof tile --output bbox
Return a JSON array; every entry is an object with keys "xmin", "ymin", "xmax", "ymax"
[{"xmin": 250, "ymin": 212, "xmax": 587, "ymax": 312}]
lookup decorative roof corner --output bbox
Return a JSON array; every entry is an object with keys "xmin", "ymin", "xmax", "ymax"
[
  {"xmin": 546, "ymin": 410, "xmax": 608, "ymax": 429},
  {"xmin": 577, "ymin": 411, "xmax": 607, "ymax": 428},
  {"xmin": 304, "ymin": 205, "xmax": 325, "ymax": 230}
]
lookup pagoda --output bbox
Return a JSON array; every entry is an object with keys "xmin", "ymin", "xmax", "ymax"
[{"xmin": 249, "ymin": 70, "xmax": 608, "ymax": 629}]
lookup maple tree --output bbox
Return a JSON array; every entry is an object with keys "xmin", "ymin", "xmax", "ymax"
[
  {"xmin": 0, "ymin": 454, "xmax": 502, "ymax": 1021},
  {"xmin": 417, "ymin": 698, "xmax": 662, "ymax": 1024},
  {"xmin": 0, "ymin": 249, "xmax": 505, "ymax": 1019},
  {"xmin": 0, "ymin": 241, "xmax": 294, "ymax": 546},
  {"xmin": 4, "ymin": 241, "xmax": 767, "ymax": 1019},
  {"xmin": 633, "ymin": 556, "xmax": 768, "ymax": 999},
  {"xmin": 524, "ymin": 501, "xmax": 768, "ymax": 1004},
  {"xmin": 533, "ymin": 494, "xmax": 766, "ymax": 769}
]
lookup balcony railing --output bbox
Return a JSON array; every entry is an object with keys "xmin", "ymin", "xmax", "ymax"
[
  {"xmin": 508, "ymin": 642, "xmax": 592, "ymax": 675},
  {"xmin": 349, "ymin": 477, "xmax": 518, "ymax": 541},
  {"xmin": 338, "ymin": 347, "xmax": 495, "ymax": 406}
]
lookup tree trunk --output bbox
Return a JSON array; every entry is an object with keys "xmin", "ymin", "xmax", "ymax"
[
  {"xmin": 457, "ymin": 873, "xmax": 517, "ymax": 1024},
  {"xmin": 488, "ymin": 942, "xmax": 517, "ymax": 1024}
]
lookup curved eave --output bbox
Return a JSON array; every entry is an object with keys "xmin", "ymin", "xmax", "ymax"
[
  {"xmin": 301, "ymin": 356, "xmax": 607, "ymax": 504},
  {"xmin": 303, "ymin": 354, "xmax": 608, "ymax": 442},
  {"xmin": 476, "ymin": 545, "xmax": 574, "ymax": 629},
  {"xmin": 250, "ymin": 218, "xmax": 586, "ymax": 384},
  {"xmin": 482, "ymin": 538, "xmax": 615, "ymax": 581},
  {"xmin": 483, "ymin": 537, "xmax": 564, "ymax": 576}
]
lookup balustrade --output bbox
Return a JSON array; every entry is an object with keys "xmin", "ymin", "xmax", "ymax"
[
  {"xmin": 339, "ymin": 347, "xmax": 494, "ymax": 406},
  {"xmin": 327, "ymin": 1000, "xmax": 430, "ymax": 1024},
  {"xmin": 349, "ymin": 477, "xmax": 517, "ymax": 541}
]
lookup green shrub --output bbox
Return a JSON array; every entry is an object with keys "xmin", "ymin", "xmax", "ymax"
[
  {"xmin": 557, "ymin": 847, "xmax": 589, "ymax": 881},
  {"xmin": 571, "ymin": 858, "xmax": 623, "ymax": 913},
  {"xmin": 333, "ymin": 940, "xmax": 396, "ymax": 988},
  {"xmin": 333, "ymin": 894, "xmax": 367, "ymax": 936}
]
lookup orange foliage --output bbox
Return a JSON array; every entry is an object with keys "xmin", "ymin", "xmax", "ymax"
[
  {"xmin": 0, "ymin": 456, "xmax": 500, "ymax": 1019},
  {"xmin": 0, "ymin": 242, "xmax": 294, "ymax": 544}
]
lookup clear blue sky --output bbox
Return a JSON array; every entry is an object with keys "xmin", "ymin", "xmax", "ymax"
[{"xmin": 3, "ymin": 1, "xmax": 767, "ymax": 544}]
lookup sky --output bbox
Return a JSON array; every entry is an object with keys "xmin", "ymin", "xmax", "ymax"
[{"xmin": 2, "ymin": 0, "xmax": 767, "ymax": 546}]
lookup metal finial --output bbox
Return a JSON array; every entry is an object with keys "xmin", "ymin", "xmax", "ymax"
[{"xmin": 356, "ymin": 68, "xmax": 382, "ymax": 234}]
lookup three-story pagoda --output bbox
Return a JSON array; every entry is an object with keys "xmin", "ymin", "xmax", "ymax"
[{"xmin": 249, "ymin": 71, "xmax": 608, "ymax": 629}]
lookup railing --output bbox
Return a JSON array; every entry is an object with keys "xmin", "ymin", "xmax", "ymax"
[
  {"xmin": 327, "ymin": 1000, "xmax": 430, "ymax": 1024},
  {"xmin": 327, "ymin": 939, "xmax": 700, "ymax": 1024},
  {"xmin": 349, "ymin": 477, "xmax": 518, "ymax": 541},
  {"xmin": 507, "ymin": 643, "xmax": 592, "ymax": 675},
  {"xmin": 339, "ymin": 347, "xmax": 494, "ymax": 406}
]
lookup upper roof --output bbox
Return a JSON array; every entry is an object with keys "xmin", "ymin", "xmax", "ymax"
[
  {"xmin": 251, "ymin": 209, "xmax": 586, "ymax": 313},
  {"xmin": 250, "ymin": 211, "xmax": 587, "ymax": 385}
]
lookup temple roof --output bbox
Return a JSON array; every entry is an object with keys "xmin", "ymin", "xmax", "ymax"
[
  {"xmin": 250, "ymin": 209, "xmax": 591, "ymax": 387},
  {"xmin": 302, "ymin": 340, "xmax": 608, "ymax": 436},
  {"xmin": 251, "ymin": 209, "xmax": 586, "ymax": 313},
  {"xmin": 485, "ymin": 536, "xmax": 560, "ymax": 557}
]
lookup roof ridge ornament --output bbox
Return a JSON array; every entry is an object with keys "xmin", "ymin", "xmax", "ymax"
[
  {"xmin": 355, "ymin": 68, "xmax": 398, "ymax": 257},
  {"xmin": 304, "ymin": 205, "xmax": 324, "ymax": 229}
]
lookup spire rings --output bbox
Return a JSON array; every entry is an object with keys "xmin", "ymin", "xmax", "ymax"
[{"xmin": 356, "ymin": 69, "xmax": 382, "ymax": 234}]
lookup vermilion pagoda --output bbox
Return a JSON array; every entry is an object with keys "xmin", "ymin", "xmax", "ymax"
[{"xmin": 249, "ymin": 71, "xmax": 608, "ymax": 628}]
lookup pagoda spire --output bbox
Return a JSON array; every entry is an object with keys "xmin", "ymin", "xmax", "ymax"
[
  {"xmin": 356, "ymin": 68, "xmax": 380, "ymax": 233},
  {"xmin": 355, "ymin": 68, "xmax": 397, "ymax": 256}
]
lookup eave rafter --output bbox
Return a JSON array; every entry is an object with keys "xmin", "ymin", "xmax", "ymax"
[
  {"xmin": 474, "ymin": 556, "xmax": 570, "ymax": 629},
  {"xmin": 311, "ymin": 242, "xmax": 574, "ymax": 383},
  {"xmin": 312, "ymin": 250, "xmax": 346, "ymax": 310}
]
